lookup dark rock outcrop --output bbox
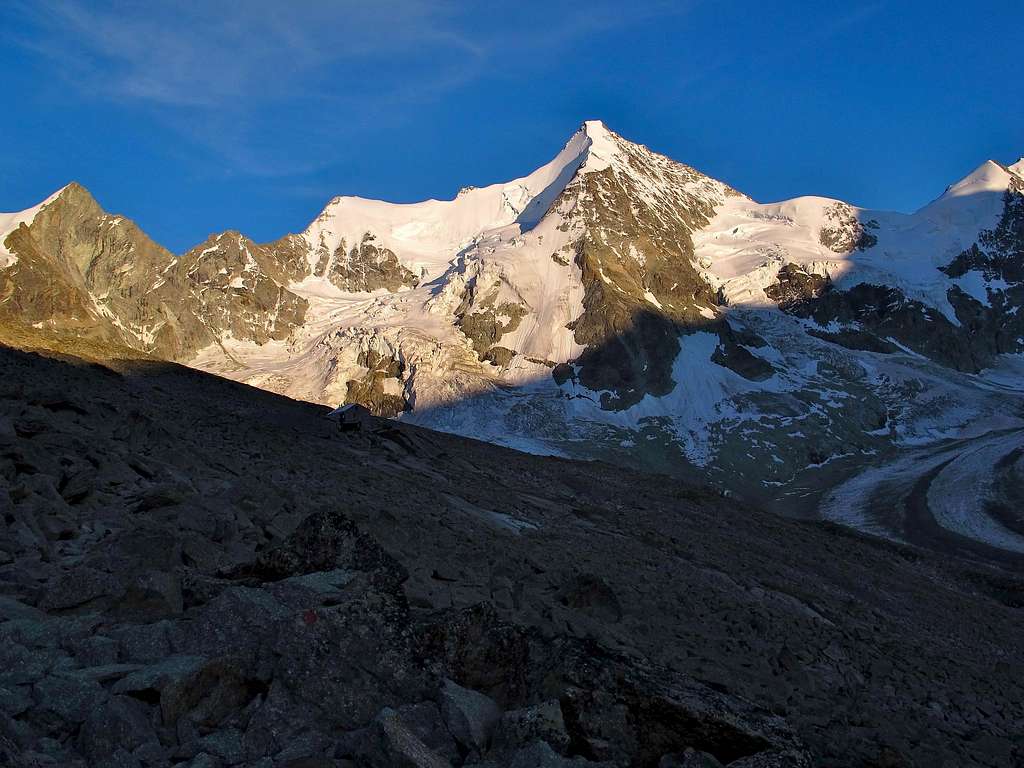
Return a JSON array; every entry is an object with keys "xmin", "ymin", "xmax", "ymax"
[
  {"xmin": 818, "ymin": 202, "xmax": 878, "ymax": 253},
  {"xmin": 322, "ymin": 233, "xmax": 420, "ymax": 293}
]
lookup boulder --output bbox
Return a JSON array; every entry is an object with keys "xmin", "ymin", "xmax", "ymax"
[
  {"xmin": 438, "ymin": 678, "xmax": 501, "ymax": 756},
  {"xmin": 248, "ymin": 508, "xmax": 407, "ymax": 588},
  {"xmin": 393, "ymin": 701, "xmax": 460, "ymax": 764},
  {"xmin": 76, "ymin": 695, "xmax": 158, "ymax": 763},
  {"xmin": 343, "ymin": 707, "xmax": 451, "ymax": 768},
  {"xmin": 33, "ymin": 672, "xmax": 107, "ymax": 725}
]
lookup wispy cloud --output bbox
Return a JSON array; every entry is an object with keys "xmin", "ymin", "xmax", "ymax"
[
  {"xmin": 6, "ymin": 1, "xmax": 687, "ymax": 177},
  {"xmin": 11, "ymin": 1, "xmax": 482, "ymax": 107}
]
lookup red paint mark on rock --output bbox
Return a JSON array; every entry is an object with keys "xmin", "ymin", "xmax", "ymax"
[{"xmin": 303, "ymin": 609, "xmax": 318, "ymax": 625}]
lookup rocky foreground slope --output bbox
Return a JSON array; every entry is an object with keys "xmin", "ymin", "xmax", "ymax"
[{"xmin": 0, "ymin": 335, "xmax": 1022, "ymax": 767}]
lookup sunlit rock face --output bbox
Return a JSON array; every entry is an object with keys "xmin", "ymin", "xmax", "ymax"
[{"xmin": 0, "ymin": 185, "xmax": 309, "ymax": 360}]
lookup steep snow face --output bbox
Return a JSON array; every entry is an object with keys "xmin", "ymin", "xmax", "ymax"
[
  {"xmin": 297, "ymin": 125, "xmax": 597, "ymax": 283},
  {"xmin": 0, "ymin": 186, "xmax": 68, "ymax": 268},
  {"xmin": 937, "ymin": 160, "xmax": 1015, "ymax": 202},
  {"xmin": 578, "ymin": 119, "xmax": 620, "ymax": 172}
]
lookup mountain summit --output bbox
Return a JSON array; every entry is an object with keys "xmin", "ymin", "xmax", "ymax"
[{"xmin": 2, "ymin": 123, "xmax": 1024, "ymax": 554}]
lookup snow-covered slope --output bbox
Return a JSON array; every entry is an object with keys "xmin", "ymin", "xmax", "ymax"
[{"xmin": 299, "ymin": 124, "xmax": 595, "ymax": 282}]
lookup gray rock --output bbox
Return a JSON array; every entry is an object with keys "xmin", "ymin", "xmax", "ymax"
[
  {"xmin": 660, "ymin": 748, "xmax": 725, "ymax": 767},
  {"xmin": 393, "ymin": 701, "xmax": 460, "ymax": 764},
  {"xmin": 64, "ymin": 633, "xmax": 120, "ymax": 666},
  {"xmin": 110, "ymin": 654, "xmax": 245, "ymax": 728},
  {"xmin": 0, "ymin": 685, "xmax": 32, "ymax": 717},
  {"xmin": 114, "ymin": 570, "xmax": 184, "ymax": 620},
  {"xmin": 94, "ymin": 748, "xmax": 143, "ymax": 768},
  {"xmin": 71, "ymin": 663, "xmax": 145, "ymax": 684},
  {"xmin": 195, "ymin": 728, "xmax": 245, "ymax": 764},
  {"xmin": 342, "ymin": 707, "xmax": 450, "ymax": 768},
  {"xmin": 726, "ymin": 750, "xmax": 812, "ymax": 768},
  {"xmin": 478, "ymin": 740, "xmax": 603, "ymax": 767},
  {"xmin": 178, "ymin": 754, "xmax": 222, "ymax": 768},
  {"xmin": 39, "ymin": 567, "xmax": 119, "ymax": 612},
  {"xmin": 262, "ymin": 728, "xmax": 331, "ymax": 765},
  {"xmin": 493, "ymin": 699, "xmax": 570, "ymax": 755},
  {"xmin": 438, "ymin": 678, "xmax": 501, "ymax": 756},
  {"xmin": 248, "ymin": 508, "xmax": 407, "ymax": 588},
  {"xmin": 0, "ymin": 596, "xmax": 47, "ymax": 623},
  {"xmin": 33, "ymin": 672, "xmax": 107, "ymax": 724},
  {"xmin": 558, "ymin": 688, "xmax": 632, "ymax": 763},
  {"xmin": 111, "ymin": 655, "xmax": 206, "ymax": 697},
  {"xmin": 77, "ymin": 696, "xmax": 157, "ymax": 762},
  {"xmin": 0, "ymin": 641, "xmax": 61, "ymax": 687},
  {"xmin": 132, "ymin": 740, "xmax": 170, "ymax": 767},
  {"xmin": 108, "ymin": 620, "xmax": 173, "ymax": 663}
]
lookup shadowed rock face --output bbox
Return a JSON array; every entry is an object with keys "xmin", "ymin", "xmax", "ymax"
[
  {"xmin": 763, "ymin": 264, "xmax": 830, "ymax": 312},
  {"xmin": 785, "ymin": 282, "xmax": 989, "ymax": 370},
  {"xmin": 943, "ymin": 178, "xmax": 1024, "ymax": 284},
  {"xmin": 544, "ymin": 134, "xmax": 765, "ymax": 409},
  {"xmin": 0, "ymin": 339, "xmax": 1021, "ymax": 767}
]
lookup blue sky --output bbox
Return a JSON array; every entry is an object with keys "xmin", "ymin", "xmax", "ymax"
[{"xmin": 1, "ymin": 1, "xmax": 1021, "ymax": 252}]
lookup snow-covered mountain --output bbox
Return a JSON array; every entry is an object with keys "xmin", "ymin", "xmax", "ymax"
[{"xmin": 3, "ymin": 121, "xmax": 1024, "ymax": 556}]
